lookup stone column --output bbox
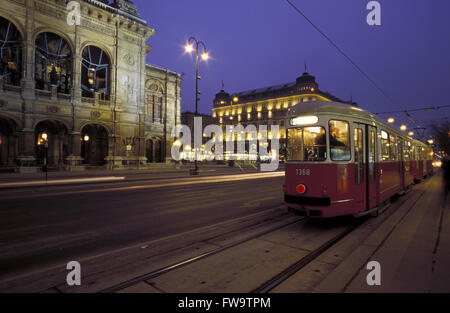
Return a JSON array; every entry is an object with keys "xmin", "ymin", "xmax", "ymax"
[
  {"xmin": 105, "ymin": 134, "xmax": 122, "ymax": 170},
  {"xmin": 65, "ymin": 132, "xmax": 85, "ymax": 171},
  {"xmin": 73, "ymin": 30, "xmax": 82, "ymax": 105},
  {"xmin": 17, "ymin": 128, "xmax": 37, "ymax": 171},
  {"xmin": 21, "ymin": 0, "xmax": 36, "ymax": 101}
]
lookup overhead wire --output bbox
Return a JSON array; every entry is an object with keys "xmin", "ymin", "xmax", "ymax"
[{"xmin": 285, "ymin": 0, "xmax": 424, "ymax": 129}]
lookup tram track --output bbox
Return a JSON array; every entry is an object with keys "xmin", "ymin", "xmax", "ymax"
[
  {"xmin": 251, "ymin": 217, "xmax": 369, "ymax": 293},
  {"xmin": 112, "ymin": 176, "xmax": 431, "ymax": 294},
  {"xmin": 253, "ymin": 176, "xmax": 432, "ymax": 293},
  {"xmin": 98, "ymin": 215, "xmax": 306, "ymax": 293}
]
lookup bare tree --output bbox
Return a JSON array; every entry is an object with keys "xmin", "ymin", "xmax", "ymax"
[{"xmin": 429, "ymin": 119, "xmax": 450, "ymax": 156}]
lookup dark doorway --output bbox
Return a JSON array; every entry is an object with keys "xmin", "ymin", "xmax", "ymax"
[
  {"xmin": 145, "ymin": 139, "xmax": 153, "ymax": 163},
  {"xmin": 155, "ymin": 139, "xmax": 162, "ymax": 163},
  {"xmin": 34, "ymin": 120, "xmax": 68, "ymax": 167},
  {"xmin": 0, "ymin": 117, "xmax": 16, "ymax": 166},
  {"xmin": 81, "ymin": 124, "xmax": 108, "ymax": 165}
]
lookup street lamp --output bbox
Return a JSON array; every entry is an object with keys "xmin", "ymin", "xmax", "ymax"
[
  {"xmin": 185, "ymin": 37, "xmax": 209, "ymax": 176},
  {"xmin": 400, "ymin": 125, "xmax": 407, "ymax": 131},
  {"xmin": 387, "ymin": 118, "xmax": 395, "ymax": 124},
  {"xmin": 408, "ymin": 131, "xmax": 414, "ymax": 137},
  {"xmin": 38, "ymin": 132, "xmax": 49, "ymax": 181}
]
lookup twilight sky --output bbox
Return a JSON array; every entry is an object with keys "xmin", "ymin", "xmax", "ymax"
[{"xmin": 133, "ymin": 0, "xmax": 449, "ymax": 137}]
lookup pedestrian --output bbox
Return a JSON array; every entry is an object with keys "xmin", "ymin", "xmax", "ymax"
[{"xmin": 443, "ymin": 156, "xmax": 450, "ymax": 191}]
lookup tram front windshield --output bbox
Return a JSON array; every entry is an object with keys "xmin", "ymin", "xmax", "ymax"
[
  {"xmin": 287, "ymin": 126, "xmax": 326, "ymax": 161},
  {"xmin": 287, "ymin": 121, "xmax": 351, "ymax": 162}
]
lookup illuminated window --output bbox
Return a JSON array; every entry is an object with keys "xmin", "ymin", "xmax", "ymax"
[
  {"xmin": 81, "ymin": 46, "xmax": 110, "ymax": 99},
  {"xmin": 369, "ymin": 131, "xmax": 376, "ymax": 181},
  {"xmin": 287, "ymin": 126, "xmax": 326, "ymax": 161},
  {"xmin": 389, "ymin": 134, "xmax": 397, "ymax": 161},
  {"xmin": 354, "ymin": 128, "xmax": 363, "ymax": 184},
  {"xmin": 329, "ymin": 120, "xmax": 351, "ymax": 161},
  {"xmin": 35, "ymin": 32, "xmax": 72, "ymax": 93},
  {"xmin": 404, "ymin": 140, "xmax": 411, "ymax": 172},
  {"xmin": 0, "ymin": 17, "xmax": 22, "ymax": 86},
  {"xmin": 381, "ymin": 131, "xmax": 390, "ymax": 161}
]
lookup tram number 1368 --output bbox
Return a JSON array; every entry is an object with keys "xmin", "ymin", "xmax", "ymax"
[{"xmin": 296, "ymin": 169, "xmax": 311, "ymax": 176}]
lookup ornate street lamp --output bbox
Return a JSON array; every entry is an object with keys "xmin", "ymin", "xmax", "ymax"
[{"xmin": 185, "ymin": 37, "xmax": 209, "ymax": 176}]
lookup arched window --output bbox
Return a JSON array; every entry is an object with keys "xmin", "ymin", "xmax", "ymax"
[
  {"xmin": 81, "ymin": 45, "xmax": 110, "ymax": 99},
  {"xmin": 0, "ymin": 16, "xmax": 22, "ymax": 86},
  {"xmin": 35, "ymin": 32, "xmax": 72, "ymax": 93}
]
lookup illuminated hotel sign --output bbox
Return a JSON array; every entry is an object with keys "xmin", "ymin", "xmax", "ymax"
[{"xmin": 290, "ymin": 115, "xmax": 319, "ymax": 126}]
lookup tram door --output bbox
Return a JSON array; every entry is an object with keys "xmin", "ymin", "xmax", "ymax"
[
  {"xmin": 354, "ymin": 124, "xmax": 378, "ymax": 212},
  {"xmin": 353, "ymin": 125, "xmax": 366, "ymax": 212},
  {"xmin": 366, "ymin": 125, "xmax": 378, "ymax": 209}
]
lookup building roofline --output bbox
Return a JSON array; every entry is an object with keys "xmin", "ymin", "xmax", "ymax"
[
  {"xmin": 146, "ymin": 64, "xmax": 181, "ymax": 76},
  {"xmin": 82, "ymin": 0, "xmax": 148, "ymax": 25},
  {"xmin": 181, "ymin": 111, "xmax": 213, "ymax": 117}
]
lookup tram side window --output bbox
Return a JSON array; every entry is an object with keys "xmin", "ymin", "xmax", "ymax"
[
  {"xmin": 389, "ymin": 134, "xmax": 397, "ymax": 161},
  {"xmin": 287, "ymin": 127, "xmax": 326, "ymax": 161},
  {"xmin": 369, "ymin": 130, "xmax": 376, "ymax": 182},
  {"xmin": 381, "ymin": 131, "xmax": 390, "ymax": 161},
  {"xmin": 404, "ymin": 141, "xmax": 411, "ymax": 172},
  {"xmin": 354, "ymin": 128, "xmax": 364, "ymax": 184},
  {"xmin": 287, "ymin": 128, "xmax": 303, "ymax": 161},
  {"xmin": 304, "ymin": 127, "xmax": 327, "ymax": 161},
  {"xmin": 329, "ymin": 120, "xmax": 350, "ymax": 161}
]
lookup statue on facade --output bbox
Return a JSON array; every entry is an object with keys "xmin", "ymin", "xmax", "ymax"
[
  {"xmin": 49, "ymin": 65, "xmax": 58, "ymax": 85},
  {"xmin": 112, "ymin": 0, "xmax": 140, "ymax": 17}
]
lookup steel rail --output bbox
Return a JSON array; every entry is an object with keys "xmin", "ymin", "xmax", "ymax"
[{"xmin": 98, "ymin": 215, "xmax": 305, "ymax": 293}]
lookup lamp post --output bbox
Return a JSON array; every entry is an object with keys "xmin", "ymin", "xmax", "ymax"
[
  {"xmin": 38, "ymin": 132, "xmax": 49, "ymax": 182},
  {"xmin": 185, "ymin": 37, "xmax": 209, "ymax": 176}
]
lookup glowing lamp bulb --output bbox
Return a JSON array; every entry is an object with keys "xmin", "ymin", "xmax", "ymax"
[
  {"xmin": 185, "ymin": 44, "xmax": 193, "ymax": 53},
  {"xmin": 201, "ymin": 52, "xmax": 209, "ymax": 61},
  {"xmin": 387, "ymin": 118, "xmax": 395, "ymax": 124}
]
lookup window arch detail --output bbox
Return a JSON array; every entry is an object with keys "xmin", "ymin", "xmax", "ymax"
[
  {"xmin": 35, "ymin": 32, "xmax": 72, "ymax": 93},
  {"xmin": 0, "ymin": 16, "xmax": 22, "ymax": 86},
  {"xmin": 81, "ymin": 45, "xmax": 111, "ymax": 99}
]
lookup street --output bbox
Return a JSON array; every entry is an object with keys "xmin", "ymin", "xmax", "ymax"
[
  {"xmin": 0, "ymin": 168, "xmax": 286, "ymax": 291},
  {"xmin": 0, "ymin": 168, "xmax": 449, "ymax": 293}
]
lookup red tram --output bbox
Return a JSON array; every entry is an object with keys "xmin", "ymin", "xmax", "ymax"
[{"xmin": 283, "ymin": 101, "xmax": 433, "ymax": 218}]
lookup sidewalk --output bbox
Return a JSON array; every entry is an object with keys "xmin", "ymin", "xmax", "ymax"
[
  {"xmin": 315, "ymin": 172, "xmax": 450, "ymax": 292},
  {"xmin": 0, "ymin": 163, "xmax": 265, "ymax": 188}
]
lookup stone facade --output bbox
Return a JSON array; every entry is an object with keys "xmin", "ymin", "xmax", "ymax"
[
  {"xmin": 212, "ymin": 71, "xmax": 354, "ymax": 158},
  {"xmin": 0, "ymin": 0, "xmax": 181, "ymax": 171}
]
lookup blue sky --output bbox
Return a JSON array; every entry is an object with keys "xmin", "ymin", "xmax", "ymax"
[{"xmin": 133, "ymin": 0, "xmax": 450, "ymax": 137}]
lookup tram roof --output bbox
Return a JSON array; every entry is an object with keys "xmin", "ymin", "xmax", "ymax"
[
  {"xmin": 288, "ymin": 101, "xmax": 380, "ymax": 122},
  {"xmin": 288, "ymin": 101, "xmax": 428, "ymax": 146}
]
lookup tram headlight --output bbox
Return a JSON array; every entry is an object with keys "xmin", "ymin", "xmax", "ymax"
[{"xmin": 296, "ymin": 184, "xmax": 307, "ymax": 194}]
